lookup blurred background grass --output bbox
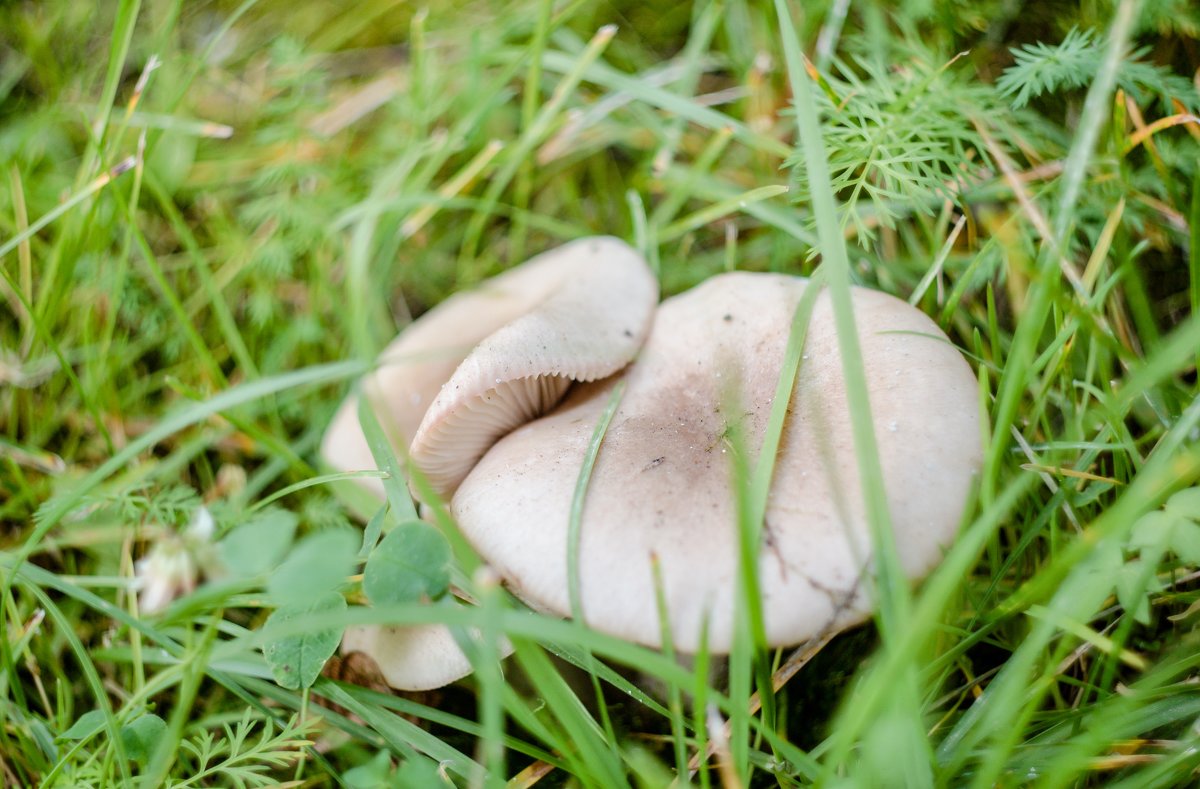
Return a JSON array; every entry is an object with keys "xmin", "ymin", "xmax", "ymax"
[{"xmin": 2, "ymin": 0, "xmax": 1200, "ymax": 785}]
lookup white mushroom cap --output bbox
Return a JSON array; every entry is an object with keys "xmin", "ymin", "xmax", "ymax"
[
  {"xmin": 320, "ymin": 236, "xmax": 658, "ymax": 502},
  {"xmin": 340, "ymin": 623, "xmax": 476, "ymax": 691},
  {"xmin": 452, "ymin": 272, "xmax": 983, "ymax": 653},
  {"xmin": 408, "ymin": 236, "xmax": 659, "ymax": 498}
]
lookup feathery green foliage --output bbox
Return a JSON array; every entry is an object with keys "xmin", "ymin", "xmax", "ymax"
[{"xmin": 997, "ymin": 27, "xmax": 1199, "ymax": 111}]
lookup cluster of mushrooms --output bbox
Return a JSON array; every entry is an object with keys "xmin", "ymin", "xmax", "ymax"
[{"xmin": 321, "ymin": 236, "xmax": 982, "ymax": 691}]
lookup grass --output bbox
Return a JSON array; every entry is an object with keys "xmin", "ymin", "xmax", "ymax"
[{"xmin": 2, "ymin": 0, "xmax": 1200, "ymax": 786}]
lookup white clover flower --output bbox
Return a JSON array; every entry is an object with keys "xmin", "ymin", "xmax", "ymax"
[{"xmin": 134, "ymin": 506, "xmax": 216, "ymax": 615}]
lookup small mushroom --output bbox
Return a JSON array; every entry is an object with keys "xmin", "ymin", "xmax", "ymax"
[
  {"xmin": 340, "ymin": 623, "xmax": 477, "ymax": 691},
  {"xmin": 452, "ymin": 272, "xmax": 983, "ymax": 652},
  {"xmin": 320, "ymin": 236, "xmax": 658, "ymax": 690}
]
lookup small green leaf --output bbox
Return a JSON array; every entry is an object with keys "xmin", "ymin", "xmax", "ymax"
[
  {"xmin": 59, "ymin": 710, "xmax": 105, "ymax": 741},
  {"xmin": 268, "ymin": 528, "xmax": 358, "ymax": 605},
  {"xmin": 395, "ymin": 756, "xmax": 442, "ymax": 786},
  {"xmin": 1166, "ymin": 487, "xmax": 1200, "ymax": 520},
  {"xmin": 1114, "ymin": 559, "xmax": 1156, "ymax": 625},
  {"xmin": 263, "ymin": 592, "xmax": 347, "ymax": 690},
  {"xmin": 1129, "ymin": 510, "xmax": 1175, "ymax": 551},
  {"xmin": 119, "ymin": 714, "xmax": 167, "ymax": 764},
  {"xmin": 343, "ymin": 750, "xmax": 395, "ymax": 788},
  {"xmin": 1169, "ymin": 519, "xmax": 1200, "ymax": 565},
  {"xmin": 362, "ymin": 521, "xmax": 451, "ymax": 606},
  {"xmin": 219, "ymin": 508, "xmax": 298, "ymax": 578}
]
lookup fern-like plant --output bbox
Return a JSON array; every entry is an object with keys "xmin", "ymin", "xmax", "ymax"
[
  {"xmin": 998, "ymin": 27, "xmax": 1199, "ymax": 111},
  {"xmin": 787, "ymin": 49, "xmax": 996, "ymax": 246},
  {"xmin": 172, "ymin": 711, "xmax": 313, "ymax": 788}
]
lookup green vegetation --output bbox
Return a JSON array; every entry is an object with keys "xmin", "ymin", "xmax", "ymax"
[{"xmin": 2, "ymin": 0, "xmax": 1199, "ymax": 785}]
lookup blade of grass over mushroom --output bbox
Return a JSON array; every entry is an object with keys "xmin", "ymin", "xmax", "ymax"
[
  {"xmin": 725, "ymin": 407, "xmax": 770, "ymax": 784},
  {"xmin": 650, "ymin": 553, "xmax": 689, "ymax": 782},
  {"xmin": 773, "ymin": 0, "xmax": 908, "ymax": 633},
  {"xmin": 775, "ymin": 1, "xmax": 945, "ymax": 780},
  {"xmin": 566, "ymin": 380, "xmax": 626, "ymax": 745},
  {"xmin": 355, "ymin": 393, "xmax": 418, "ymax": 523},
  {"xmin": 474, "ymin": 572, "xmax": 506, "ymax": 789},
  {"xmin": 748, "ymin": 271, "xmax": 827, "ymax": 526},
  {"xmin": 567, "ymin": 381, "xmax": 626, "ymax": 623},
  {"xmin": 729, "ymin": 270, "xmax": 827, "ymax": 774}
]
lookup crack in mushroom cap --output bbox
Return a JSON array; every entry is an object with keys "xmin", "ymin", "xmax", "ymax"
[
  {"xmin": 320, "ymin": 235, "xmax": 657, "ymax": 502},
  {"xmin": 451, "ymin": 272, "xmax": 984, "ymax": 653},
  {"xmin": 408, "ymin": 236, "xmax": 659, "ymax": 498}
]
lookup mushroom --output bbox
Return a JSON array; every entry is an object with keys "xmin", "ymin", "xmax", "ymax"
[
  {"xmin": 321, "ymin": 235, "xmax": 659, "ymax": 500},
  {"xmin": 320, "ymin": 236, "xmax": 658, "ymax": 690},
  {"xmin": 407, "ymin": 237, "xmax": 660, "ymax": 498},
  {"xmin": 340, "ymin": 623, "xmax": 478, "ymax": 691},
  {"xmin": 452, "ymin": 272, "xmax": 983, "ymax": 652}
]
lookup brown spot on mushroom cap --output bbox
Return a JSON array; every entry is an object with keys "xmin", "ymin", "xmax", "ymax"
[{"xmin": 452, "ymin": 272, "xmax": 983, "ymax": 653}]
